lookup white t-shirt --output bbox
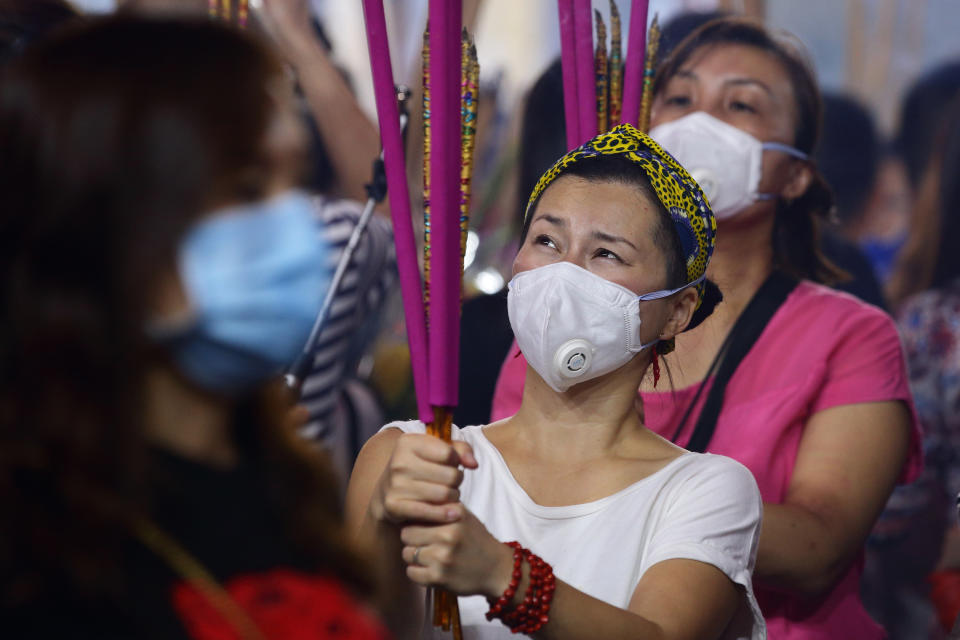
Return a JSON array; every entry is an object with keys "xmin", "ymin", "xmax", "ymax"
[{"xmin": 384, "ymin": 421, "xmax": 765, "ymax": 640}]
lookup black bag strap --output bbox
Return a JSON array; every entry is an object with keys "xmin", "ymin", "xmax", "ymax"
[{"xmin": 679, "ymin": 271, "xmax": 799, "ymax": 453}]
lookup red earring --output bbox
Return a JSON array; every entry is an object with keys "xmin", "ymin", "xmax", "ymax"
[{"xmin": 652, "ymin": 344, "xmax": 661, "ymax": 388}]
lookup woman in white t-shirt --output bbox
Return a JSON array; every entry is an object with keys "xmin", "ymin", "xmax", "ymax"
[{"xmin": 346, "ymin": 125, "xmax": 765, "ymax": 639}]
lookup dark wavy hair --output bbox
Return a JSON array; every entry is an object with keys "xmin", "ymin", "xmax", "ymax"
[
  {"xmin": 0, "ymin": 16, "xmax": 366, "ymax": 608},
  {"xmin": 654, "ymin": 17, "xmax": 845, "ymax": 285}
]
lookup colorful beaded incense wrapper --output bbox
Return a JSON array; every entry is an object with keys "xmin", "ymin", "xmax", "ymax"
[
  {"xmin": 422, "ymin": 27, "xmax": 432, "ymax": 329},
  {"xmin": 638, "ymin": 14, "xmax": 660, "ymax": 133},
  {"xmin": 594, "ymin": 10, "xmax": 609, "ymax": 133},
  {"xmin": 608, "ymin": 0, "xmax": 623, "ymax": 125},
  {"xmin": 460, "ymin": 30, "xmax": 479, "ymax": 264}
]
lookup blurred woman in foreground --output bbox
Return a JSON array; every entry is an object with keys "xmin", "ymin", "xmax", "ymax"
[{"xmin": 0, "ymin": 17, "xmax": 388, "ymax": 639}]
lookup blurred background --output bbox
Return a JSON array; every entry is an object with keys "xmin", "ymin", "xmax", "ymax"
[
  {"xmin": 73, "ymin": 0, "xmax": 960, "ymax": 133},
  {"xmin": 57, "ymin": 0, "xmax": 959, "ymax": 431}
]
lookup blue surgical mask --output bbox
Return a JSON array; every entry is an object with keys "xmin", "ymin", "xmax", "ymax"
[{"xmin": 150, "ymin": 190, "xmax": 328, "ymax": 394}]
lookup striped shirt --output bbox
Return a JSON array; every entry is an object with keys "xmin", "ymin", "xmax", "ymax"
[{"xmin": 300, "ymin": 195, "xmax": 395, "ymax": 442}]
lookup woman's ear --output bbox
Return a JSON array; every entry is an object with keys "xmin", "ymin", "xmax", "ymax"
[
  {"xmin": 781, "ymin": 160, "xmax": 814, "ymax": 201},
  {"xmin": 660, "ymin": 287, "xmax": 699, "ymax": 340}
]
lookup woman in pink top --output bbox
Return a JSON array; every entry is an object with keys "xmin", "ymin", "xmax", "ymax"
[{"xmin": 493, "ymin": 18, "xmax": 922, "ymax": 639}]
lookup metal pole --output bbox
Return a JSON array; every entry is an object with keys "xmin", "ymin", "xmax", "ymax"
[{"xmin": 285, "ymin": 86, "xmax": 410, "ymax": 398}]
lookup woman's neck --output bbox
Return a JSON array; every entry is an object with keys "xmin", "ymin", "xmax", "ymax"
[
  {"xmin": 642, "ymin": 209, "xmax": 776, "ymax": 390},
  {"xmin": 508, "ymin": 363, "xmax": 648, "ymax": 461},
  {"xmin": 143, "ymin": 366, "xmax": 238, "ymax": 468},
  {"xmin": 707, "ymin": 213, "xmax": 776, "ymax": 318}
]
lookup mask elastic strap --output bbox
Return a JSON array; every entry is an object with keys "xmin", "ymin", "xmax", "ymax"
[
  {"xmin": 762, "ymin": 141, "xmax": 808, "ymax": 160},
  {"xmin": 636, "ymin": 273, "xmax": 707, "ymax": 302},
  {"xmin": 632, "ymin": 273, "xmax": 707, "ymax": 352},
  {"xmin": 637, "ymin": 336, "xmax": 660, "ymax": 352},
  {"xmin": 755, "ymin": 143, "xmax": 808, "ymax": 203}
]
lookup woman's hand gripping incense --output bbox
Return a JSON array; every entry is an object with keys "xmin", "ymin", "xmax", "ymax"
[
  {"xmin": 400, "ymin": 507, "xmax": 517, "ymax": 598},
  {"xmin": 369, "ymin": 434, "xmax": 478, "ymax": 526},
  {"xmin": 370, "ymin": 434, "xmax": 513, "ymax": 597}
]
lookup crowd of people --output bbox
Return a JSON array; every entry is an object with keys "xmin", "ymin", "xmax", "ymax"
[{"xmin": 1, "ymin": 1, "xmax": 959, "ymax": 639}]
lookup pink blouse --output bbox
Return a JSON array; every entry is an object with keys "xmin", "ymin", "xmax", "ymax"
[{"xmin": 491, "ymin": 281, "xmax": 922, "ymax": 640}]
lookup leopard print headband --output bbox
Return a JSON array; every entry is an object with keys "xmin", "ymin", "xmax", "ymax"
[{"xmin": 525, "ymin": 124, "xmax": 717, "ymax": 308}]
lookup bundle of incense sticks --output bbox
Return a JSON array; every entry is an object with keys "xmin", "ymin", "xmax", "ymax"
[
  {"xmin": 427, "ymin": 2, "xmax": 467, "ymax": 633},
  {"xmin": 367, "ymin": 1, "xmax": 480, "ymax": 637},
  {"xmin": 560, "ymin": 0, "xmax": 659, "ymax": 141}
]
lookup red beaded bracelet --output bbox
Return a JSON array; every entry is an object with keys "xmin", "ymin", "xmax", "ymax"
[
  {"xmin": 486, "ymin": 541, "xmax": 555, "ymax": 634},
  {"xmin": 485, "ymin": 542, "xmax": 524, "ymax": 620}
]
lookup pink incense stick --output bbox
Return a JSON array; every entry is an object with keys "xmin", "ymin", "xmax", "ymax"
[
  {"xmin": 621, "ymin": 0, "xmax": 649, "ymax": 126},
  {"xmin": 557, "ymin": 0, "xmax": 581, "ymax": 149},
  {"xmin": 427, "ymin": 0, "xmax": 462, "ymax": 409},
  {"xmin": 573, "ymin": 0, "xmax": 596, "ymax": 140},
  {"xmin": 361, "ymin": 0, "xmax": 433, "ymax": 423}
]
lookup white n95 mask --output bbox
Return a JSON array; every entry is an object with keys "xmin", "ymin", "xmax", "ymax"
[
  {"xmin": 649, "ymin": 111, "xmax": 807, "ymax": 220},
  {"xmin": 506, "ymin": 261, "xmax": 702, "ymax": 393}
]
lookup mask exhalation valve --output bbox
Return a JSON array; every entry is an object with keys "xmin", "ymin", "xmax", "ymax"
[{"xmin": 554, "ymin": 338, "xmax": 594, "ymax": 380}]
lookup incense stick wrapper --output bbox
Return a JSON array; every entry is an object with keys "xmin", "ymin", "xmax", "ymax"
[
  {"xmin": 361, "ymin": 0, "xmax": 432, "ymax": 424},
  {"xmin": 460, "ymin": 35, "xmax": 479, "ymax": 264},
  {"xmin": 574, "ymin": 0, "xmax": 596, "ymax": 139},
  {"xmin": 639, "ymin": 15, "xmax": 660, "ymax": 133},
  {"xmin": 595, "ymin": 10, "xmax": 608, "ymax": 133},
  {"xmin": 558, "ymin": 0, "xmax": 581, "ymax": 149},
  {"xmin": 621, "ymin": 0, "xmax": 649, "ymax": 126},
  {"xmin": 422, "ymin": 28, "xmax": 432, "ymax": 329},
  {"xmin": 608, "ymin": 0, "xmax": 623, "ymax": 125}
]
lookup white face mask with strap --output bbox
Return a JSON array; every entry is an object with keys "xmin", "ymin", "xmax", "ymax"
[
  {"xmin": 650, "ymin": 111, "xmax": 808, "ymax": 220},
  {"xmin": 507, "ymin": 261, "xmax": 703, "ymax": 393}
]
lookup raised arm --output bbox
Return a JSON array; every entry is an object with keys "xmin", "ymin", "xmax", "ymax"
[
  {"xmin": 756, "ymin": 399, "xmax": 911, "ymax": 596},
  {"xmin": 261, "ymin": 0, "xmax": 382, "ymax": 205}
]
